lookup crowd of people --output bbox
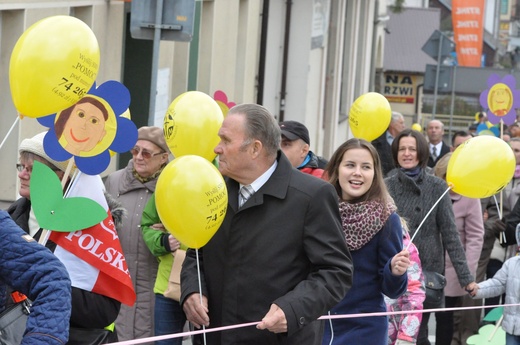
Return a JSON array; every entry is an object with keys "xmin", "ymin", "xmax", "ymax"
[{"xmin": 2, "ymin": 105, "xmax": 520, "ymax": 345}]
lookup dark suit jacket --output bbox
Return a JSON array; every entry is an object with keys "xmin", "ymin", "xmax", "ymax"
[
  {"xmin": 372, "ymin": 133, "xmax": 395, "ymax": 177},
  {"xmin": 427, "ymin": 141, "xmax": 450, "ymax": 168},
  {"xmin": 181, "ymin": 152, "xmax": 353, "ymax": 345}
]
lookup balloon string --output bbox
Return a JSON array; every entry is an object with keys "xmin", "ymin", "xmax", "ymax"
[
  {"xmin": 489, "ymin": 314, "xmax": 503, "ymax": 341},
  {"xmin": 0, "ymin": 116, "xmax": 20, "ymax": 151},
  {"xmin": 498, "ymin": 120, "xmax": 505, "ymax": 244},
  {"xmin": 493, "ymin": 194, "xmax": 503, "ymax": 220},
  {"xmin": 493, "ymin": 194, "xmax": 505, "ymax": 244},
  {"xmin": 196, "ymin": 248, "xmax": 208, "ymax": 345},
  {"xmin": 406, "ymin": 185, "xmax": 452, "ymax": 251}
]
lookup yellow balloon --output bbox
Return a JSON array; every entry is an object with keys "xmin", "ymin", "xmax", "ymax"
[
  {"xmin": 156, "ymin": 155, "xmax": 228, "ymax": 249},
  {"xmin": 120, "ymin": 108, "xmax": 131, "ymax": 119},
  {"xmin": 163, "ymin": 91, "xmax": 224, "ymax": 161},
  {"xmin": 411, "ymin": 123, "xmax": 422, "ymax": 132},
  {"xmin": 10, "ymin": 16, "xmax": 100, "ymax": 118},
  {"xmin": 447, "ymin": 136, "xmax": 515, "ymax": 198},
  {"xmin": 349, "ymin": 92, "xmax": 391, "ymax": 141}
]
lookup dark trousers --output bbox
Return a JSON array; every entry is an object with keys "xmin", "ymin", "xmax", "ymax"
[{"xmin": 434, "ymin": 296, "xmax": 460, "ymax": 345}]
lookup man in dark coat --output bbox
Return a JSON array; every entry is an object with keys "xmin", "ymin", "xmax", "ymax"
[
  {"xmin": 426, "ymin": 119, "xmax": 450, "ymax": 168},
  {"xmin": 372, "ymin": 111, "xmax": 406, "ymax": 176},
  {"xmin": 181, "ymin": 103, "xmax": 353, "ymax": 345}
]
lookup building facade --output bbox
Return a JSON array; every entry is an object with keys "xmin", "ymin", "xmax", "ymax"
[{"xmin": 0, "ymin": 0, "xmax": 383, "ymax": 205}]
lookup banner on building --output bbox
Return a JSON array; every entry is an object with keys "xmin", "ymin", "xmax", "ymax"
[
  {"xmin": 383, "ymin": 73, "xmax": 417, "ymax": 104},
  {"xmin": 452, "ymin": 0, "xmax": 485, "ymax": 67}
]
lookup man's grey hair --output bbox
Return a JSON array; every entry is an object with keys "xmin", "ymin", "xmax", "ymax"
[
  {"xmin": 229, "ymin": 103, "xmax": 281, "ymax": 157},
  {"xmin": 391, "ymin": 111, "xmax": 404, "ymax": 123}
]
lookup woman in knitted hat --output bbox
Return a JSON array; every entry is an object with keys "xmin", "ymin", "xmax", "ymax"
[
  {"xmin": 104, "ymin": 126, "xmax": 172, "ymax": 342},
  {"xmin": 8, "ymin": 131, "xmax": 71, "ymax": 240},
  {"xmin": 7, "ymin": 131, "xmax": 126, "ymax": 344},
  {"xmin": 384, "ymin": 129, "xmax": 475, "ymax": 345}
]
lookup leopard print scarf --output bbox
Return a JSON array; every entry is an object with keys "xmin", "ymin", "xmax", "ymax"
[{"xmin": 339, "ymin": 199, "xmax": 396, "ymax": 251}]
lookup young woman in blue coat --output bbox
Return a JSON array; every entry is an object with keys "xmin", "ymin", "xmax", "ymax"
[{"xmin": 322, "ymin": 138, "xmax": 409, "ymax": 345}]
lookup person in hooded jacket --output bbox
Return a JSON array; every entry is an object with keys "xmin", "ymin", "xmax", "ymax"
[{"xmin": 0, "ymin": 210, "xmax": 71, "ymax": 345}]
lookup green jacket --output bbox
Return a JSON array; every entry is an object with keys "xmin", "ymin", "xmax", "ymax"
[{"xmin": 141, "ymin": 193, "xmax": 187, "ymax": 294}]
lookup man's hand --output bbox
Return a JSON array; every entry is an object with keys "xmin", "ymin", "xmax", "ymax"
[
  {"xmin": 183, "ymin": 293, "xmax": 210, "ymax": 329},
  {"xmin": 256, "ymin": 304, "xmax": 287, "ymax": 333}
]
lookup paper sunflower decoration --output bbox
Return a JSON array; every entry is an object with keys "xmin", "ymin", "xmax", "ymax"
[
  {"xmin": 37, "ymin": 80, "xmax": 138, "ymax": 175},
  {"xmin": 213, "ymin": 90, "xmax": 236, "ymax": 117},
  {"xmin": 479, "ymin": 74, "xmax": 520, "ymax": 125}
]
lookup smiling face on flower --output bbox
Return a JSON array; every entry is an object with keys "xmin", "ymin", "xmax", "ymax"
[
  {"xmin": 38, "ymin": 80, "xmax": 137, "ymax": 176},
  {"xmin": 55, "ymin": 96, "xmax": 114, "ymax": 157},
  {"xmin": 62, "ymin": 102, "xmax": 107, "ymax": 154},
  {"xmin": 338, "ymin": 148, "xmax": 374, "ymax": 201}
]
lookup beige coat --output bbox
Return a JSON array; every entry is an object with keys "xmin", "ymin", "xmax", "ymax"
[{"xmin": 104, "ymin": 160, "xmax": 159, "ymax": 343}]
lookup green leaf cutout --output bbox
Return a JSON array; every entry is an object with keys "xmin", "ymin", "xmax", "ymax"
[
  {"xmin": 466, "ymin": 324, "xmax": 505, "ymax": 345},
  {"xmin": 30, "ymin": 161, "xmax": 107, "ymax": 232},
  {"xmin": 483, "ymin": 307, "xmax": 503, "ymax": 322}
]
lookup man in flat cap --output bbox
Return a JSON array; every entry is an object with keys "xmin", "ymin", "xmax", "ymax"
[{"xmin": 279, "ymin": 120, "xmax": 327, "ymax": 178}]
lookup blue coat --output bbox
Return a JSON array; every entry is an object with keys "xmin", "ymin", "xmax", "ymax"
[
  {"xmin": 0, "ymin": 210, "xmax": 71, "ymax": 344},
  {"xmin": 322, "ymin": 212, "xmax": 407, "ymax": 345}
]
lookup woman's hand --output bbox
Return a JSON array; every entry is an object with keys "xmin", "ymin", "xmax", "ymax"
[
  {"xmin": 465, "ymin": 282, "xmax": 479, "ymax": 296},
  {"xmin": 168, "ymin": 234, "xmax": 181, "ymax": 252},
  {"xmin": 391, "ymin": 250, "xmax": 410, "ymax": 276}
]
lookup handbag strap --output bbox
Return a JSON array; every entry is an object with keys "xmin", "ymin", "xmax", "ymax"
[{"xmin": 170, "ymin": 249, "xmax": 186, "ymax": 284}]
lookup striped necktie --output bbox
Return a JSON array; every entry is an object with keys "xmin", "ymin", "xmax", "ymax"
[
  {"xmin": 431, "ymin": 146, "xmax": 438, "ymax": 161},
  {"xmin": 239, "ymin": 185, "xmax": 254, "ymax": 208}
]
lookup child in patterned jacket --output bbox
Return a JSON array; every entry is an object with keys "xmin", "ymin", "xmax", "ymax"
[{"xmin": 385, "ymin": 218, "xmax": 426, "ymax": 345}]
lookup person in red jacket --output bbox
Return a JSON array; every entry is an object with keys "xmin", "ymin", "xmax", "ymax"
[{"xmin": 279, "ymin": 120, "xmax": 327, "ymax": 178}]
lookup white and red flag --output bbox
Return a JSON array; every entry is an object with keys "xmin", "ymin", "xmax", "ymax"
[{"xmin": 50, "ymin": 172, "xmax": 136, "ymax": 306}]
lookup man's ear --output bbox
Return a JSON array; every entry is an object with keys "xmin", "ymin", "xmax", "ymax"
[
  {"xmin": 301, "ymin": 143, "xmax": 310, "ymax": 156},
  {"xmin": 251, "ymin": 140, "xmax": 263, "ymax": 158}
]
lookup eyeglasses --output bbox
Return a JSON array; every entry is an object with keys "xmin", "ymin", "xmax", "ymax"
[
  {"xmin": 16, "ymin": 164, "xmax": 33, "ymax": 174},
  {"xmin": 16, "ymin": 163, "xmax": 59, "ymax": 173},
  {"xmin": 130, "ymin": 147, "xmax": 165, "ymax": 159}
]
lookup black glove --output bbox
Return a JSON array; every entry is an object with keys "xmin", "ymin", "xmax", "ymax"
[{"xmin": 491, "ymin": 219, "xmax": 506, "ymax": 238}]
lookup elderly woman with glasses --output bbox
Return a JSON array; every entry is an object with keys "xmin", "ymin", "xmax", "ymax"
[
  {"xmin": 9, "ymin": 132, "xmax": 71, "ymax": 240},
  {"xmin": 104, "ymin": 126, "xmax": 171, "ymax": 342},
  {"xmin": 8, "ymin": 131, "xmax": 125, "ymax": 343}
]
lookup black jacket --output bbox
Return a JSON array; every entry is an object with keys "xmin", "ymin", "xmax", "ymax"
[{"xmin": 372, "ymin": 133, "xmax": 395, "ymax": 177}]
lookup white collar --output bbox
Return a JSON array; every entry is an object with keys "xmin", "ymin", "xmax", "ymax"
[{"xmin": 240, "ymin": 160, "xmax": 278, "ymax": 193}]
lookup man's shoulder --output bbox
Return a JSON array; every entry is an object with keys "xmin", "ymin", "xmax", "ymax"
[
  {"xmin": 289, "ymin": 168, "xmax": 333, "ymax": 194},
  {"xmin": 372, "ymin": 133, "xmax": 387, "ymax": 145}
]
